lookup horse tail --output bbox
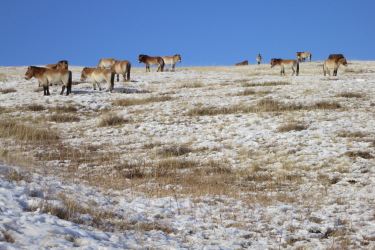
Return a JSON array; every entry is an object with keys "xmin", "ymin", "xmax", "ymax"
[
  {"xmin": 160, "ymin": 58, "xmax": 165, "ymax": 72},
  {"xmin": 296, "ymin": 62, "xmax": 299, "ymax": 76},
  {"xmin": 310, "ymin": 54, "xmax": 312, "ymax": 62},
  {"xmin": 110, "ymin": 72, "xmax": 115, "ymax": 92},
  {"xmin": 68, "ymin": 71, "xmax": 72, "ymax": 95},
  {"xmin": 127, "ymin": 62, "xmax": 131, "ymax": 81}
]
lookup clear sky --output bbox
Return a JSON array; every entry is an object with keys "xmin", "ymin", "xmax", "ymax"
[{"xmin": 1, "ymin": 0, "xmax": 374, "ymax": 67}]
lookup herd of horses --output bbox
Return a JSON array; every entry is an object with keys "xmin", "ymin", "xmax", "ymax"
[
  {"xmin": 235, "ymin": 52, "xmax": 348, "ymax": 77},
  {"xmin": 24, "ymin": 53, "xmax": 348, "ymax": 96}
]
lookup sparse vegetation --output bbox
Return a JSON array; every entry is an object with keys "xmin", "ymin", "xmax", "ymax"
[
  {"xmin": 0, "ymin": 63, "xmax": 374, "ymax": 248},
  {"xmin": 98, "ymin": 114, "xmax": 131, "ymax": 127},
  {"xmin": 0, "ymin": 88, "xmax": 17, "ymax": 94}
]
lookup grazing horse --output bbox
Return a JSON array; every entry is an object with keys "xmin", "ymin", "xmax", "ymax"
[
  {"xmin": 98, "ymin": 58, "xmax": 117, "ymax": 69},
  {"xmin": 296, "ymin": 52, "xmax": 312, "ymax": 62},
  {"xmin": 162, "ymin": 54, "xmax": 182, "ymax": 71},
  {"xmin": 46, "ymin": 60, "xmax": 69, "ymax": 69},
  {"xmin": 323, "ymin": 58, "xmax": 348, "ymax": 76},
  {"xmin": 138, "ymin": 54, "xmax": 164, "ymax": 72},
  {"xmin": 80, "ymin": 67, "xmax": 115, "ymax": 92},
  {"xmin": 256, "ymin": 54, "xmax": 262, "ymax": 65},
  {"xmin": 234, "ymin": 60, "xmax": 248, "ymax": 66},
  {"xmin": 111, "ymin": 60, "xmax": 131, "ymax": 82},
  {"xmin": 270, "ymin": 58, "xmax": 299, "ymax": 76},
  {"xmin": 25, "ymin": 66, "xmax": 72, "ymax": 96},
  {"xmin": 328, "ymin": 54, "xmax": 345, "ymax": 60}
]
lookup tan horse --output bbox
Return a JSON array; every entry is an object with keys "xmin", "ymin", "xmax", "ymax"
[
  {"xmin": 138, "ymin": 54, "xmax": 164, "ymax": 72},
  {"xmin": 46, "ymin": 60, "xmax": 69, "ymax": 69},
  {"xmin": 162, "ymin": 54, "xmax": 181, "ymax": 71},
  {"xmin": 80, "ymin": 67, "xmax": 115, "ymax": 92},
  {"xmin": 270, "ymin": 58, "xmax": 299, "ymax": 76},
  {"xmin": 234, "ymin": 60, "xmax": 248, "ymax": 66},
  {"xmin": 25, "ymin": 66, "xmax": 72, "ymax": 95},
  {"xmin": 296, "ymin": 52, "xmax": 312, "ymax": 62},
  {"xmin": 98, "ymin": 58, "xmax": 116, "ymax": 69},
  {"xmin": 323, "ymin": 58, "xmax": 348, "ymax": 76},
  {"xmin": 256, "ymin": 54, "xmax": 262, "ymax": 65},
  {"xmin": 111, "ymin": 60, "xmax": 131, "ymax": 82}
]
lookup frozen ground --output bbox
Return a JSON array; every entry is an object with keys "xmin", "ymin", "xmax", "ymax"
[{"xmin": 0, "ymin": 61, "xmax": 374, "ymax": 249}]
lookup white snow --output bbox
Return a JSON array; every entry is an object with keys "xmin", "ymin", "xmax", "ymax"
[{"xmin": 0, "ymin": 61, "xmax": 374, "ymax": 249}]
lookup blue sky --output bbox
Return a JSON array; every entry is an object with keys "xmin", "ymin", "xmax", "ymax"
[{"xmin": 1, "ymin": 0, "xmax": 374, "ymax": 67}]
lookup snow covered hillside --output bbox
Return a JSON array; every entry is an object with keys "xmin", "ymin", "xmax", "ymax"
[{"xmin": 0, "ymin": 61, "xmax": 374, "ymax": 249}]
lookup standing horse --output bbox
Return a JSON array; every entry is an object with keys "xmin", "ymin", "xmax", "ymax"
[
  {"xmin": 138, "ymin": 54, "xmax": 164, "ymax": 72},
  {"xmin": 98, "ymin": 58, "xmax": 117, "ymax": 69},
  {"xmin": 323, "ymin": 58, "xmax": 348, "ymax": 76},
  {"xmin": 162, "ymin": 54, "xmax": 181, "ymax": 71},
  {"xmin": 256, "ymin": 54, "xmax": 262, "ymax": 65},
  {"xmin": 46, "ymin": 60, "xmax": 69, "ymax": 69},
  {"xmin": 270, "ymin": 58, "xmax": 299, "ymax": 76},
  {"xmin": 111, "ymin": 60, "xmax": 131, "ymax": 82},
  {"xmin": 234, "ymin": 60, "xmax": 248, "ymax": 66},
  {"xmin": 25, "ymin": 66, "xmax": 72, "ymax": 96},
  {"xmin": 296, "ymin": 52, "xmax": 312, "ymax": 62},
  {"xmin": 80, "ymin": 67, "xmax": 115, "ymax": 92}
]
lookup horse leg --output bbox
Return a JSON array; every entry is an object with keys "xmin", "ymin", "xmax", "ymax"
[
  {"xmin": 60, "ymin": 85, "xmax": 66, "ymax": 95},
  {"xmin": 44, "ymin": 86, "xmax": 50, "ymax": 95},
  {"xmin": 117, "ymin": 74, "xmax": 120, "ymax": 82}
]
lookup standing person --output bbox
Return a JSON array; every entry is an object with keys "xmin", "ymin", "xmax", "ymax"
[{"xmin": 256, "ymin": 54, "xmax": 262, "ymax": 65}]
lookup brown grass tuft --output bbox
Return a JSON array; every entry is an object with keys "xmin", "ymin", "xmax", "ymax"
[
  {"xmin": 278, "ymin": 123, "xmax": 308, "ymax": 132},
  {"xmin": 49, "ymin": 114, "xmax": 81, "ymax": 123},
  {"xmin": 0, "ymin": 120, "xmax": 59, "ymax": 142},
  {"xmin": 98, "ymin": 115, "xmax": 131, "ymax": 127},
  {"xmin": 0, "ymin": 88, "xmax": 17, "ymax": 94},
  {"xmin": 113, "ymin": 96, "xmax": 173, "ymax": 107}
]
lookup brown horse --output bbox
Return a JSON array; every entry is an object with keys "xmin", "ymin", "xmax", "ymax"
[
  {"xmin": 234, "ymin": 60, "xmax": 248, "ymax": 66},
  {"xmin": 80, "ymin": 67, "xmax": 115, "ymax": 92},
  {"xmin": 25, "ymin": 66, "xmax": 72, "ymax": 95},
  {"xmin": 328, "ymin": 54, "xmax": 345, "ymax": 60},
  {"xmin": 323, "ymin": 58, "xmax": 348, "ymax": 76},
  {"xmin": 111, "ymin": 60, "xmax": 131, "ymax": 82},
  {"xmin": 162, "ymin": 54, "xmax": 181, "ymax": 71},
  {"xmin": 296, "ymin": 52, "xmax": 312, "ymax": 62},
  {"xmin": 98, "ymin": 58, "xmax": 117, "ymax": 69},
  {"xmin": 256, "ymin": 54, "xmax": 262, "ymax": 65},
  {"xmin": 270, "ymin": 58, "xmax": 299, "ymax": 76},
  {"xmin": 138, "ymin": 54, "xmax": 164, "ymax": 72},
  {"xmin": 46, "ymin": 60, "xmax": 69, "ymax": 69}
]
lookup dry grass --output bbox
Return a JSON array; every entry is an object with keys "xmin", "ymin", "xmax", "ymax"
[
  {"xmin": 278, "ymin": 123, "xmax": 308, "ymax": 133},
  {"xmin": 49, "ymin": 114, "xmax": 81, "ymax": 123},
  {"xmin": 242, "ymin": 81, "xmax": 290, "ymax": 87},
  {"xmin": 0, "ymin": 88, "xmax": 17, "ymax": 94},
  {"xmin": 27, "ymin": 104, "xmax": 46, "ymax": 111},
  {"xmin": 113, "ymin": 96, "xmax": 173, "ymax": 107},
  {"xmin": 98, "ymin": 114, "xmax": 131, "ymax": 127},
  {"xmin": 0, "ymin": 120, "xmax": 59, "ymax": 142},
  {"xmin": 187, "ymin": 98, "xmax": 341, "ymax": 116},
  {"xmin": 336, "ymin": 92, "xmax": 364, "ymax": 98}
]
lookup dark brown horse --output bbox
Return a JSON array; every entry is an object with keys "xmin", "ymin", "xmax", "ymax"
[
  {"xmin": 328, "ymin": 54, "xmax": 345, "ymax": 60},
  {"xmin": 25, "ymin": 66, "xmax": 72, "ymax": 95},
  {"xmin": 138, "ymin": 54, "xmax": 164, "ymax": 72},
  {"xmin": 234, "ymin": 60, "xmax": 248, "ymax": 66}
]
